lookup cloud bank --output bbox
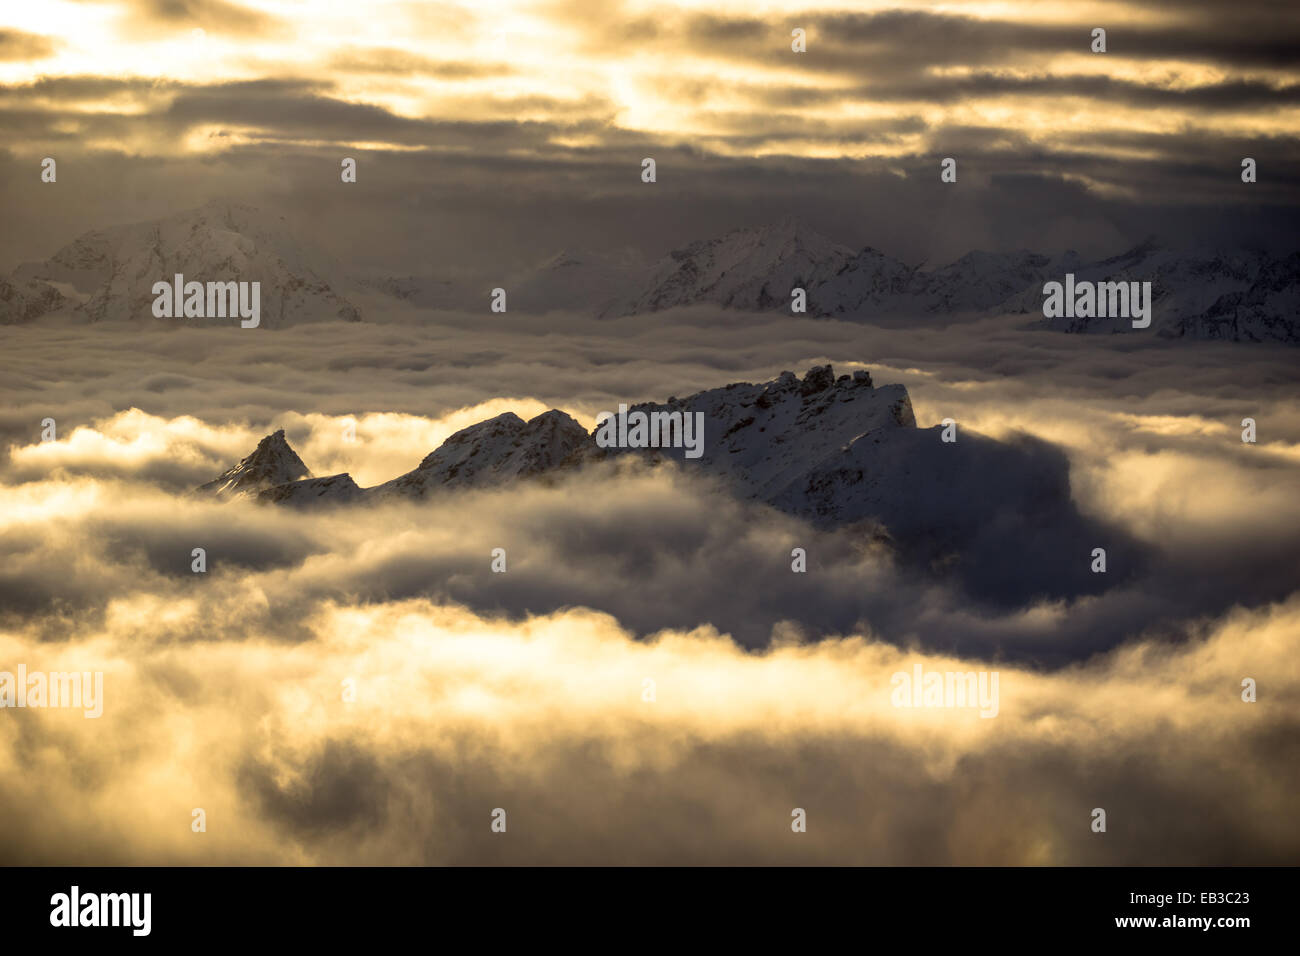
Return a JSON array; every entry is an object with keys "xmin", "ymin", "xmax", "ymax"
[{"xmin": 1, "ymin": 305, "xmax": 1296, "ymax": 863}]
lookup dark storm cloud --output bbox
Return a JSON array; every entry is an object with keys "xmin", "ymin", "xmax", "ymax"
[
  {"xmin": 326, "ymin": 47, "xmax": 515, "ymax": 79},
  {"xmin": 163, "ymin": 84, "xmax": 443, "ymax": 142},
  {"xmin": 0, "ymin": 75, "xmax": 270, "ymax": 102},
  {"xmin": 0, "ymin": 75, "xmax": 616, "ymax": 153},
  {"xmin": 0, "ymin": 29, "xmax": 59, "ymax": 61},
  {"xmin": 557, "ymin": 4, "xmax": 1300, "ymax": 71},
  {"xmin": 232, "ymin": 712, "xmax": 1300, "ymax": 865},
  {"xmin": 72, "ymin": 0, "xmax": 287, "ymax": 37},
  {"xmin": 731, "ymin": 74, "xmax": 1300, "ymax": 112},
  {"xmin": 2, "ymin": 103, "xmax": 1295, "ymax": 285}
]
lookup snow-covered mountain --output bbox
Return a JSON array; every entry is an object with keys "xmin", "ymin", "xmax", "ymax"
[
  {"xmin": 810, "ymin": 247, "xmax": 1072, "ymax": 318},
  {"xmin": 196, "ymin": 365, "xmax": 1130, "ymax": 600},
  {"xmin": 999, "ymin": 239, "xmax": 1300, "ymax": 343},
  {"xmin": 602, "ymin": 224, "xmax": 1082, "ymax": 320},
  {"xmin": 1180, "ymin": 251, "xmax": 1300, "ymax": 343},
  {"xmin": 355, "ymin": 274, "xmax": 469, "ymax": 311},
  {"xmin": 602, "ymin": 224, "xmax": 1297, "ymax": 342},
  {"xmin": 11, "ymin": 205, "xmax": 1290, "ymax": 341},
  {"xmin": 909, "ymin": 249, "xmax": 1072, "ymax": 313},
  {"xmin": 257, "ymin": 473, "xmax": 364, "ymax": 507},
  {"xmin": 583, "ymin": 366, "xmax": 917, "ymax": 501},
  {"xmin": 195, "ymin": 429, "xmax": 312, "ymax": 500},
  {"xmin": 0, "ymin": 275, "xmax": 65, "ymax": 324},
  {"xmin": 5, "ymin": 200, "xmax": 361, "ymax": 327},
  {"xmin": 509, "ymin": 249, "xmax": 647, "ymax": 315},
  {"xmin": 370, "ymin": 409, "xmax": 588, "ymax": 499},
  {"xmin": 609, "ymin": 219, "xmax": 856, "ymax": 316},
  {"xmin": 199, "ymin": 366, "xmax": 917, "ymax": 510},
  {"xmin": 355, "ymin": 247, "xmax": 647, "ymax": 315},
  {"xmin": 812, "ymin": 247, "xmax": 917, "ymax": 317}
]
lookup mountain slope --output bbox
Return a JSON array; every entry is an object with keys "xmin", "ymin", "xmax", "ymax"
[
  {"xmin": 256, "ymin": 473, "xmax": 363, "ymax": 507},
  {"xmin": 370, "ymin": 409, "xmax": 589, "ymax": 499},
  {"xmin": 585, "ymin": 365, "xmax": 916, "ymax": 500},
  {"xmin": 998, "ymin": 239, "xmax": 1300, "ymax": 343},
  {"xmin": 611, "ymin": 224, "xmax": 1297, "ymax": 342},
  {"xmin": 195, "ymin": 429, "xmax": 312, "ymax": 500},
  {"xmin": 197, "ymin": 366, "xmax": 1137, "ymax": 602},
  {"xmin": 0, "ymin": 275, "xmax": 65, "ymax": 324},
  {"xmin": 7, "ymin": 200, "xmax": 361, "ymax": 327},
  {"xmin": 9, "ymin": 208, "xmax": 1294, "ymax": 341},
  {"xmin": 612, "ymin": 219, "xmax": 855, "ymax": 315}
]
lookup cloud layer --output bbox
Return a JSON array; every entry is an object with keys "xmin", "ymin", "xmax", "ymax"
[{"xmin": 1, "ymin": 305, "xmax": 1297, "ymax": 863}]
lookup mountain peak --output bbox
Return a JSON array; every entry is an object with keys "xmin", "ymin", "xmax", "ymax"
[
  {"xmin": 6, "ymin": 200, "xmax": 361, "ymax": 327},
  {"xmin": 368, "ymin": 409, "xmax": 587, "ymax": 499},
  {"xmin": 196, "ymin": 429, "xmax": 311, "ymax": 500},
  {"xmin": 619, "ymin": 220, "xmax": 856, "ymax": 314}
]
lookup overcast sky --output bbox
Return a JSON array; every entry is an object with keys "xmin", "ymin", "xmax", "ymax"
[{"xmin": 2, "ymin": 0, "xmax": 1298, "ymax": 272}]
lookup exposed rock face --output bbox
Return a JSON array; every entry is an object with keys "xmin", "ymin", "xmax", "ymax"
[
  {"xmin": 1003, "ymin": 241, "xmax": 1300, "ymax": 344},
  {"xmin": 369, "ymin": 410, "xmax": 589, "ymax": 499},
  {"xmin": 0, "ymin": 276, "xmax": 64, "ymax": 323},
  {"xmin": 584, "ymin": 364, "xmax": 916, "ymax": 502},
  {"xmin": 257, "ymin": 473, "xmax": 363, "ymax": 507},
  {"xmin": 195, "ymin": 430, "xmax": 311, "ymax": 500},
  {"xmin": 199, "ymin": 365, "xmax": 917, "ymax": 509}
]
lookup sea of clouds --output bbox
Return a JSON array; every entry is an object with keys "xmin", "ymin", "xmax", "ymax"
[{"xmin": 1, "ymin": 306, "xmax": 1297, "ymax": 863}]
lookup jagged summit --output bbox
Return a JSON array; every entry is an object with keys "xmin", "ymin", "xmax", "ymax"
[
  {"xmin": 198, "ymin": 364, "xmax": 918, "ymax": 511},
  {"xmin": 595, "ymin": 225, "xmax": 1298, "ymax": 341},
  {"xmin": 198, "ymin": 366, "xmax": 915, "ymax": 507},
  {"xmin": 588, "ymin": 363, "xmax": 916, "ymax": 501},
  {"xmin": 196, "ymin": 429, "xmax": 312, "ymax": 500},
  {"xmin": 8, "ymin": 208, "xmax": 1295, "ymax": 342},
  {"xmin": 195, "ymin": 364, "xmax": 1129, "ymax": 602},
  {"xmin": 371, "ymin": 409, "xmax": 589, "ymax": 499},
  {"xmin": 5, "ymin": 199, "xmax": 361, "ymax": 327}
]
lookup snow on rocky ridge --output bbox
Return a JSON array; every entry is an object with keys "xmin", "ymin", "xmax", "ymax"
[
  {"xmin": 7, "ymin": 203, "xmax": 1289, "ymax": 342},
  {"xmin": 196, "ymin": 366, "xmax": 1131, "ymax": 601},
  {"xmin": 614, "ymin": 224, "xmax": 1297, "ymax": 343},
  {"xmin": 5, "ymin": 200, "xmax": 360, "ymax": 327},
  {"xmin": 195, "ymin": 429, "xmax": 311, "ymax": 501},
  {"xmin": 198, "ymin": 366, "xmax": 912, "ymax": 509}
]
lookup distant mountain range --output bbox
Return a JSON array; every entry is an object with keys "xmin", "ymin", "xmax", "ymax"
[
  {"xmin": 195, "ymin": 365, "xmax": 1140, "ymax": 603},
  {"xmin": 1, "ymin": 200, "xmax": 360, "ymax": 328},
  {"xmin": 4, "ymin": 202, "xmax": 1295, "ymax": 343}
]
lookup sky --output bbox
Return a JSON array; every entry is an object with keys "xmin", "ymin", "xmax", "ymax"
[{"xmin": 2, "ymin": 0, "xmax": 1299, "ymax": 271}]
